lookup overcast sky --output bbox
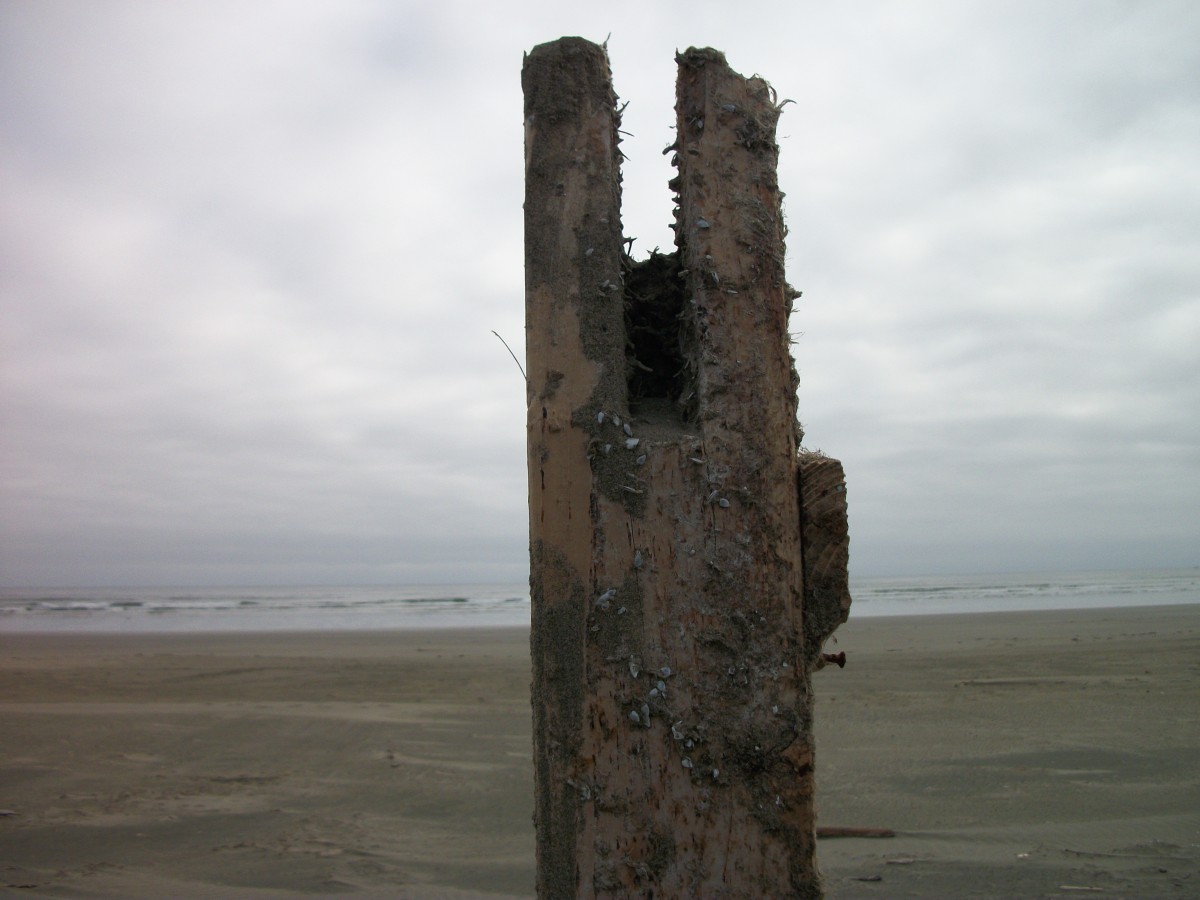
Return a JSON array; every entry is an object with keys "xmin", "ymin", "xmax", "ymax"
[{"xmin": 2, "ymin": 1, "xmax": 1197, "ymax": 587}]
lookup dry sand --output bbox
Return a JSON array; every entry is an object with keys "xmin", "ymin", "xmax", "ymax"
[{"xmin": 1, "ymin": 605, "xmax": 1196, "ymax": 898}]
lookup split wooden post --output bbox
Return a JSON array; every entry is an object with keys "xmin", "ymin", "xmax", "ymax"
[{"xmin": 523, "ymin": 38, "xmax": 848, "ymax": 899}]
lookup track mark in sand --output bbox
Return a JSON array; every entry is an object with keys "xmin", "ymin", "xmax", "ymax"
[
  {"xmin": 119, "ymin": 753, "xmax": 163, "ymax": 764},
  {"xmin": 208, "ymin": 773, "xmax": 284, "ymax": 785},
  {"xmin": 380, "ymin": 749, "xmax": 502, "ymax": 773}
]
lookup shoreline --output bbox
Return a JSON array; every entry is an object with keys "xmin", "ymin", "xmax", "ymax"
[
  {"xmin": 2, "ymin": 604, "xmax": 1197, "ymax": 897},
  {"xmin": 3, "ymin": 598, "xmax": 1198, "ymax": 638},
  {"xmin": 4, "ymin": 568, "xmax": 1196, "ymax": 635}
]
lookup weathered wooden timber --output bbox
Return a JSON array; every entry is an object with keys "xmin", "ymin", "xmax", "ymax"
[{"xmin": 524, "ymin": 38, "xmax": 848, "ymax": 899}]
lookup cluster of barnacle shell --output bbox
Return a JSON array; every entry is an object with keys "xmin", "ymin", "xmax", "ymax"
[
  {"xmin": 594, "ymin": 410, "xmax": 645, "ymax": 488},
  {"xmin": 673, "ymin": 722, "xmax": 717, "ymax": 777},
  {"xmin": 596, "ymin": 586, "xmax": 638, "ymax": 617},
  {"xmin": 623, "ymin": 659, "xmax": 678, "ymax": 732}
]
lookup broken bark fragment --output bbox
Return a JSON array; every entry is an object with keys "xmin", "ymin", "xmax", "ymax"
[{"xmin": 799, "ymin": 452, "xmax": 853, "ymax": 668}]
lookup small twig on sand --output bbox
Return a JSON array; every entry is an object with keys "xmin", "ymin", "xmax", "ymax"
[{"xmin": 816, "ymin": 827, "xmax": 895, "ymax": 839}]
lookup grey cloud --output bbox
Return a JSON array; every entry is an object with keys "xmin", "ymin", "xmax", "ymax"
[{"xmin": 2, "ymin": 1, "xmax": 1197, "ymax": 585}]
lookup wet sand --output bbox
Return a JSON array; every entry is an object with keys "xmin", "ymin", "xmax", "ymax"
[{"xmin": 1, "ymin": 605, "xmax": 1197, "ymax": 898}]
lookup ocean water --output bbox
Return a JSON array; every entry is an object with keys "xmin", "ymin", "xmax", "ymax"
[
  {"xmin": 0, "ymin": 569, "xmax": 1196, "ymax": 633},
  {"xmin": 850, "ymin": 568, "xmax": 1199, "ymax": 618},
  {"xmin": 0, "ymin": 584, "xmax": 529, "ymax": 633}
]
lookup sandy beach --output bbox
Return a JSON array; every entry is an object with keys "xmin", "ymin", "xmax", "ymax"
[{"xmin": 1, "ymin": 605, "xmax": 1197, "ymax": 898}]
